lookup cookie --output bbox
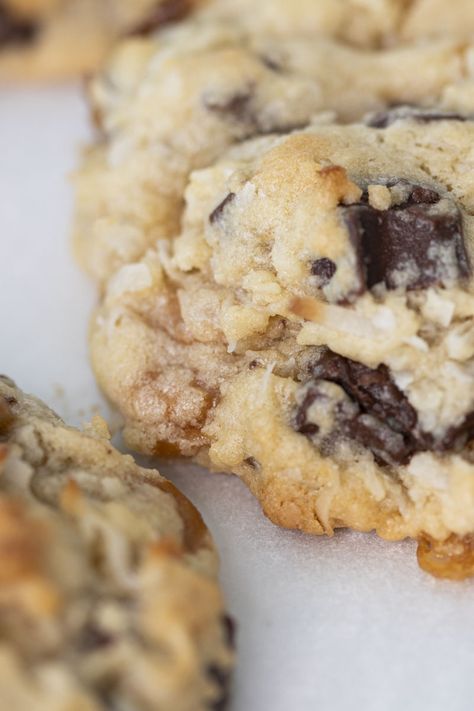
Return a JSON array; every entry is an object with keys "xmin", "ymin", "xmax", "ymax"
[
  {"xmin": 0, "ymin": 0, "xmax": 200, "ymax": 80},
  {"xmin": 0, "ymin": 375, "xmax": 234, "ymax": 709},
  {"xmin": 73, "ymin": 13, "xmax": 474, "ymax": 283},
  {"xmin": 90, "ymin": 114, "xmax": 474, "ymax": 578}
]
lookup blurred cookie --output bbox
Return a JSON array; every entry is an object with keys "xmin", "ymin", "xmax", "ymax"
[
  {"xmin": 0, "ymin": 375, "xmax": 234, "ymax": 709},
  {"xmin": 0, "ymin": 0, "xmax": 198, "ymax": 80}
]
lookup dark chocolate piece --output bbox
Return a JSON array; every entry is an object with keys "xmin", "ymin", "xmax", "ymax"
[
  {"xmin": 204, "ymin": 88, "xmax": 255, "ymax": 124},
  {"xmin": 207, "ymin": 615, "xmax": 235, "ymax": 710},
  {"xmin": 295, "ymin": 349, "xmax": 419, "ymax": 465},
  {"xmin": 0, "ymin": 3, "xmax": 38, "ymax": 47},
  {"xmin": 295, "ymin": 348, "xmax": 474, "ymax": 466},
  {"xmin": 78, "ymin": 623, "xmax": 114, "ymax": 652},
  {"xmin": 367, "ymin": 106, "xmax": 467, "ymax": 129},
  {"xmin": 343, "ymin": 183, "xmax": 469, "ymax": 292},
  {"xmin": 127, "ymin": 0, "xmax": 192, "ymax": 36},
  {"xmin": 209, "ymin": 193, "xmax": 236, "ymax": 224},
  {"xmin": 259, "ymin": 54, "xmax": 283, "ymax": 72},
  {"xmin": 310, "ymin": 258, "xmax": 337, "ymax": 286},
  {"xmin": 310, "ymin": 348, "xmax": 417, "ymax": 434}
]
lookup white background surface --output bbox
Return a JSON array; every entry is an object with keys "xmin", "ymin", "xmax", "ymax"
[{"xmin": 2, "ymin": 86, "xmax": 474, "ymax": 711}]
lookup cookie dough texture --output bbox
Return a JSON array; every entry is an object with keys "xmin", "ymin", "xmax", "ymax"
[
  {"xmin": 0, "ymin": 0, "xmax": 201, "ymax": 80},
  {"xmin": 0, "ymin": 376, "xmax": 233, "ymax": 710},
  {"xmin": 73, "ymin": 14, "xmax": 474, "ymax": 283},
  {"xmin": 91, "ymin": 116, "xmax": 474, "ymax": 555}
]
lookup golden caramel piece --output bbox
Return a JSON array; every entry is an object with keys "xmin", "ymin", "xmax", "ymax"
[{"xmin": 417, "ymin": 535, "xmax": 474, "ymax": 581}]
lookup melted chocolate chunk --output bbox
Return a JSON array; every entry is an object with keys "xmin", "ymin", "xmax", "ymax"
[
  {"xmin": 310, "ymin": 258, "xmax": 337, "ymax": 286},
  {"xmin": 128, "ymin": 0, "xmax": 192, "ymax": 36},
  {"xmin": 209, "ymin": 193, "xmax": 236, "ymax": 224},
  {"xmin": 0, "ymin": 3, "xmax": 38, "ymax": 47},
  {"xmin": 367, "ymin": 106, "xmax": 467, "ymax": 129},
  {"xmin": 343, "ymin": 183, "xmax": 469, "ymax": 293}
]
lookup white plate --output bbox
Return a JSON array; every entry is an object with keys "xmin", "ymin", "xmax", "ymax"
[{"xmin": 1, "ymin": 85, "xmax": 474, "ymax": 711}]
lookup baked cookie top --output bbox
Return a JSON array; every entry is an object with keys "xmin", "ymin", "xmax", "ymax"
[
  {"xmin": 90, "ymin": 113, "xmax": 474, "ymax": 577},
  {"xmin": 0, "ymin": 375, "xmax": 234, "ymax": 710},
  {"xmin": 74, "ymin": 12, "xmax": 474, "ymax": 282},
  {"xmin": 0, "ymin": 0, "xmax": 200, "ymax": 80}
]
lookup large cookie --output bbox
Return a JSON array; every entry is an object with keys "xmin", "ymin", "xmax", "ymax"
[
  {"xmin": 90, "ymin": 114, "xmax": 474, "ymax": 578},
  {"xmin": 0, "ymin": 0, "xmax": 201, "ymax": 80},
  {"xmin": 73, "ymin": 9, "xmax": 474, "ymax": 283},
  {"xmin": 0, "ymin": 375, "xmax": 234, "ymax": 709}
]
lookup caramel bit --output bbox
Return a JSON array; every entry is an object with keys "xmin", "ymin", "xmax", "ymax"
[
  {"xmin": 148, "ymin": 537, "xmax": 183, "ymax": 560},
  {"xmin": 0, "ymin": 498, "xmax": 47, "ymax": 582},
  {"xmin": 153, "ymin": 440, "xmax": 182, "ymax": 458},
  {"xmin": 59, "ymin": 479, "xmax": 83, "ymax": 516},
  {"xmin": 0, "ymin": 444, "xmax": 8, "ymax": 465},
  {"xmin": 0, "ymin": 398, "xmax": 15, "ymax": 435},
  {"xmin": 289, "ymin": 296, "xmax": 322, "ymax": 321},
  {"xmin": 157, "ymin": 480, "xmax": 208, "ymax": 554},
  {"xmin": 417, "ymin": 535, "xmax": 474, "ymax": 580}
]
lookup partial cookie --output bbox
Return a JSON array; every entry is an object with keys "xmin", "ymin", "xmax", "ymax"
[
  {"xmin": 401, "ymin": 0, "xmax": 474, "ymax": 42},
  {"xmin": 73, "ymin": 16, "xmax": 473, "ymax": 282},
  {"xmin": 0, "ymin": 375, "xmax": 234, "ymax": 709},
  {"xmin": 0, "ymin": 0, "xmax": 201, "ymax": 80},
  {"xmin": 91, "ymin": 113, "xmax": 474, "ymax": 578}
]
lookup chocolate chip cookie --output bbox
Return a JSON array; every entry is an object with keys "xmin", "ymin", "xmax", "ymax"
[
  {"xmin": 90, "ymin": 114, "xmax": 474, "ymax": 578},
  {"xmin": 0, "ymin": 375, "xmax": 234, "ymax": 709},
  {"xmin": 0, "ymin": 0, "xmax": 200, "ymax": 80},
  {"xmin": 73, "ymin": 13, "xmax": 473, "ymax": 283}
]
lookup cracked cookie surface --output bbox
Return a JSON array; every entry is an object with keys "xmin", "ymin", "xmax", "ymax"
[
  {"xmin": 90, "ymin": 116, "xmax": 474, "ymax": 576},
  {"xmin": 0, "ymin": 375, "xmax": 234, "ymax": 710}
]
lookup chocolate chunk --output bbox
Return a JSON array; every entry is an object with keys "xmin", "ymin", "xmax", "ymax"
[
  {"xmin": 204, "ymin": 88, "xmax": 254, "ymax": 124},
  {"xmin": 221, "ymin": 614, "xmax": 236, "ymax": 649},
  {"xmin": 344, "ymin": 414, "xmax": 414, "ymax": 466},
  {"xmin": 310, "ymin": 258, "xmax": 337, "ymax": 286},
  {"xmin": 343, "ymin": 183, "xmax": 469, "ymax": 292},
  {"xmin": 207, "ymin": 664, "xmax": 232, "ymax": 711},
  {"xmin": 209, "ymin": 193, "xmax": 236, "ymax": 224},
  {"xmin": 205, "ymin": 614, "xmax": 235, "ymax": 709},
  {"xmin": 128, "ymin": 0, "xmax": 192, "ymax": 36},
  {"xmin": 244, "ymin": 456, "xmax": 260, "ymax": 469},
  {"xmin": 0, "ymin": 3, "xmax": 38, "ymax": 47},
  {"xmin": 260, "ymin": 54, "xmax": 283, "ymax": 72},
  {"xmin": 78, "ymin": 623, "xmax": 114, "ymax": 652},
  {"xmin": 438, "ymin": 411, "xmax": 474, "ymax": 453},
  {"xmin": 367, "ymin": 106, "xmax": 467, "ymax": 129},
  {"xmin": 311, "ymin": 348, "xmax": 417, "ymax": 434},
  {"xmin": 296, "ymin": 349, "xmax": 474, "ymax": 465},
  {"xmin": 295, "ymin": 349, "xmax": 419, "ymax": 465}
]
